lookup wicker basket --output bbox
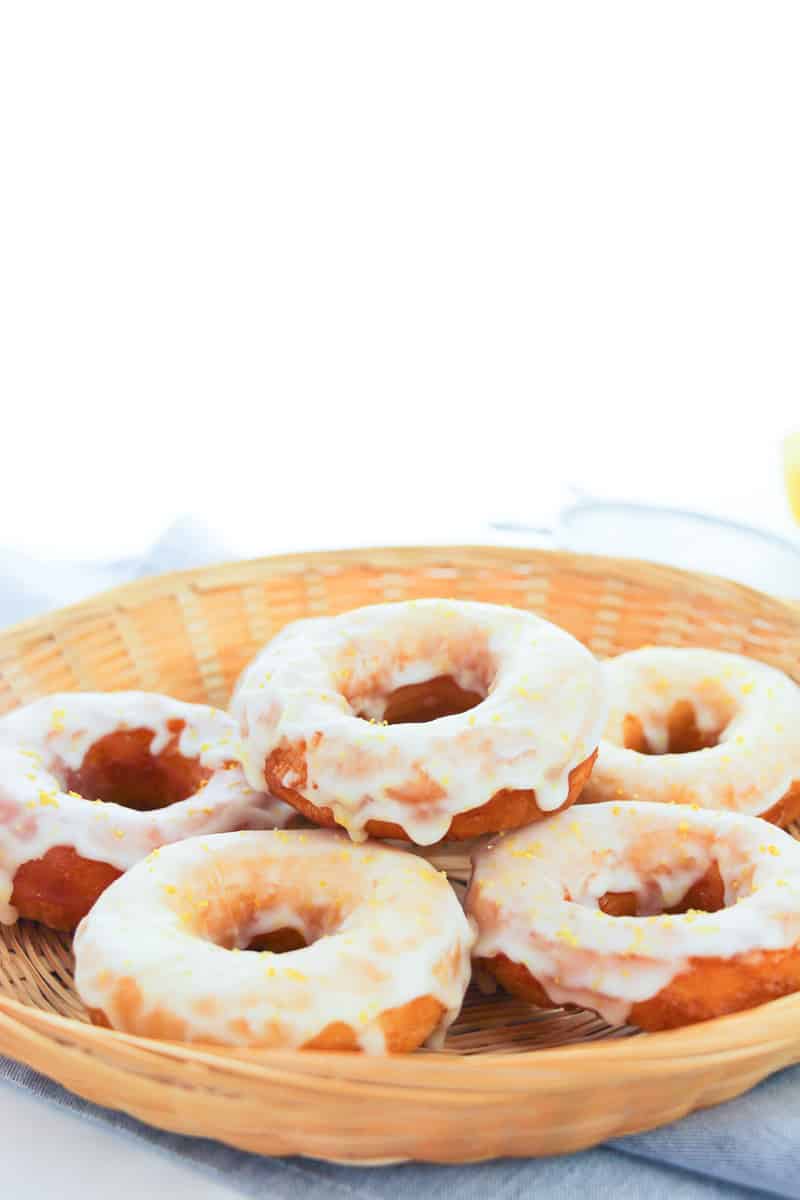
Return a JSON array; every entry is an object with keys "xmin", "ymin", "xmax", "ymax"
[{"xmin": 1, "ymin": 544, "xmax": 799, "ymax": 1164}]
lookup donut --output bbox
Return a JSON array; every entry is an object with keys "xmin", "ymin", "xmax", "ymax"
[
  {"xmin": 232, "ymin": 599, "xmax": 605, "ymax": 845},
  {"xmin": 0, "ymin": 692, "xmax": 294, "ymax": 930},
  {"xmin": 581, "ymin": 648, "xmax": 800, "ymax": 826},
  {"xmin": 74, "ymin": 829, "xmax": 475, "ymax": 1051},
  {"xmin": 467, "ymin": 801, "xmax": 800, "ymax": 1031}
]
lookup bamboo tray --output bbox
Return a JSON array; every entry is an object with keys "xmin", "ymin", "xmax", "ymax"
[{"xmin": 1, "ymin": 544, "xmax": 799, "ymax": 1164}]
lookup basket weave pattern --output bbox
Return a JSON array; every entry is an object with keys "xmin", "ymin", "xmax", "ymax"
[{"xmin": 0, "ymin": 545, "xmax": 799, "ymax": 1162}]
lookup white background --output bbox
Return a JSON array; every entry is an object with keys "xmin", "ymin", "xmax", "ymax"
[
  {"xmin": 1, "ymin": 2, "xmax": 798, "ymax": 566},
  {"xmin": 0, "ymin": 4, "xmax": 799, "ymax": 1197}
]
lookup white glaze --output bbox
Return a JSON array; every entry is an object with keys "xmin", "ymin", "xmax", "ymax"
[
  {"xmin": 74, "ymin": 829, "xmax": 475, "ymax": 1051},
  {"xmin": 232, "ymin": 600, "xmax": 606, "ymax": 845},
  {"xmin": 0, "ymin": 692, "xmax": 294, "ymax": 924},
  {"xmin": 583, "ymin": 649, "xmax": 800, "ymax": 817},
  {"xmin": 467, "ymin": 801, "xmax": 800, "ymax": 1026}
]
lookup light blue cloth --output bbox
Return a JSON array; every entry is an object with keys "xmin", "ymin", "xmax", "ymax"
[{"xmin": 1, "ymin": 521, "xmax": 794, "ymax": 1198}]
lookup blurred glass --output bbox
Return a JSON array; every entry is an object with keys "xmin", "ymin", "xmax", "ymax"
[{"xmin": 555, "ymin": 500, "xmax": 800, "ymax": 597}]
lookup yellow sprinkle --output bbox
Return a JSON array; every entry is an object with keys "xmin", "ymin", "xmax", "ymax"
[
  {"xmin": 511, "ymin": 846, "xmax": 540, "ymax": 859},
  {"xmin": 678, "ymin": 821, "xmax": 689, "ymax": 834},
  {"xmin": 284, "ymin": 968, "xmax": 307, "ymax": 982},
  {"xmin": 612, "ymin": 805, "xmax": 623, "ymax": 816},
  {"xmin": 67, "ymin": 790, "xmax": 83, "ymax": 800},
  {"xmin": 556, "ymin": 926, "xmax": 580, "ymax": 947},
  {"xmin": 112, "ymin": 829, "xmax": 125, "ymax": 839},
  {"xmin": 38, "ymin": 790, "xmax": 59, "ymax": 808},
  {"xmin": 768, "ymin": 845, "xmax": 780, "ymax": 857},
  {"xmin": 164, "ymin": 885, "xmax": 177, "ymax": 895},
  {"xmin": 50, "ymin": 708, "xmax": 65, "ymax": 731},
  {"xmin": 741, "ymin": 682, "xmax": 754, "ymax": 695}
]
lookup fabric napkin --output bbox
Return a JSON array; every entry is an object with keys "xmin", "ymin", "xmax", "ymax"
[{"xmin": 0, "ymin": 518, "xmax": 796, "ymax": 1199}]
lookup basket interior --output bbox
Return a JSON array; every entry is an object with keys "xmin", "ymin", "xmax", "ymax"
[{"xmin": 1, "ymin": 545, "xmax": 798, "ymax": 1057}]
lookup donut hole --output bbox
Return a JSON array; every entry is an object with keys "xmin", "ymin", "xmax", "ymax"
[
  {"xmin": 62, "ymin": 723, "xmax": 210, "ymax": 811},
  {"xmin": 203, "ymin": 911, "xmax": 320, "ymax": 955},
  {"xmin": 244, "ymin": 928, "xmax": 308, "ymax": 953},
  {"xmin": 202, "ymin": 910, "xmax": 321, "ymax": 955},
  {"xmin": 181, "ymin": 870, "xmax": 343, "ymax": 954},
  {"xmin": 378, "ymin": 675, "xmax": 485, "ymax": 725},
  {"xmin": 622, "ymin": 701, "xmax": 723, "ymax": 755},
  {"xmin": 596, "ymin": 860, "xmax": 727, "ymax": 917},
  {"xmin": 337, "ymin": 619, "xmax": 496, "ymax": 725}
]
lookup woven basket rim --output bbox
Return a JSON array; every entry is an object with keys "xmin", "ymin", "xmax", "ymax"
[
  {"xmin": 3, "ymin": 986, "xmax": 800, "ymax": 1079},
  {"xmin": 3, "ymin": 541, "xmax": 797, "ymax": 645}
]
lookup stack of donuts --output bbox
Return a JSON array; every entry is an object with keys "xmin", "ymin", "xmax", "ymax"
[{"xmin": 2, "ymin": 598, "xmax": 800, "ymax": 1052}]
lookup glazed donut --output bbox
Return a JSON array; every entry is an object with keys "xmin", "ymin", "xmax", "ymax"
[
  {"xmin": 581, "ymin": 648, "xmax": 800, "ymax": 826},
  {"xmin": 467, "ymin": 801, "xmax": 800, "ymax": 1031},
  {"xmin": 74, "ymin": 829, "xmax": 475, "ymax": 1051},
  {"xmin": 232, "ymin": 599, "xmax": 605, "ymax": 845},
  {"xmin": 0, "ymin": 692, "xmax": 294, "ymax": 930}
]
